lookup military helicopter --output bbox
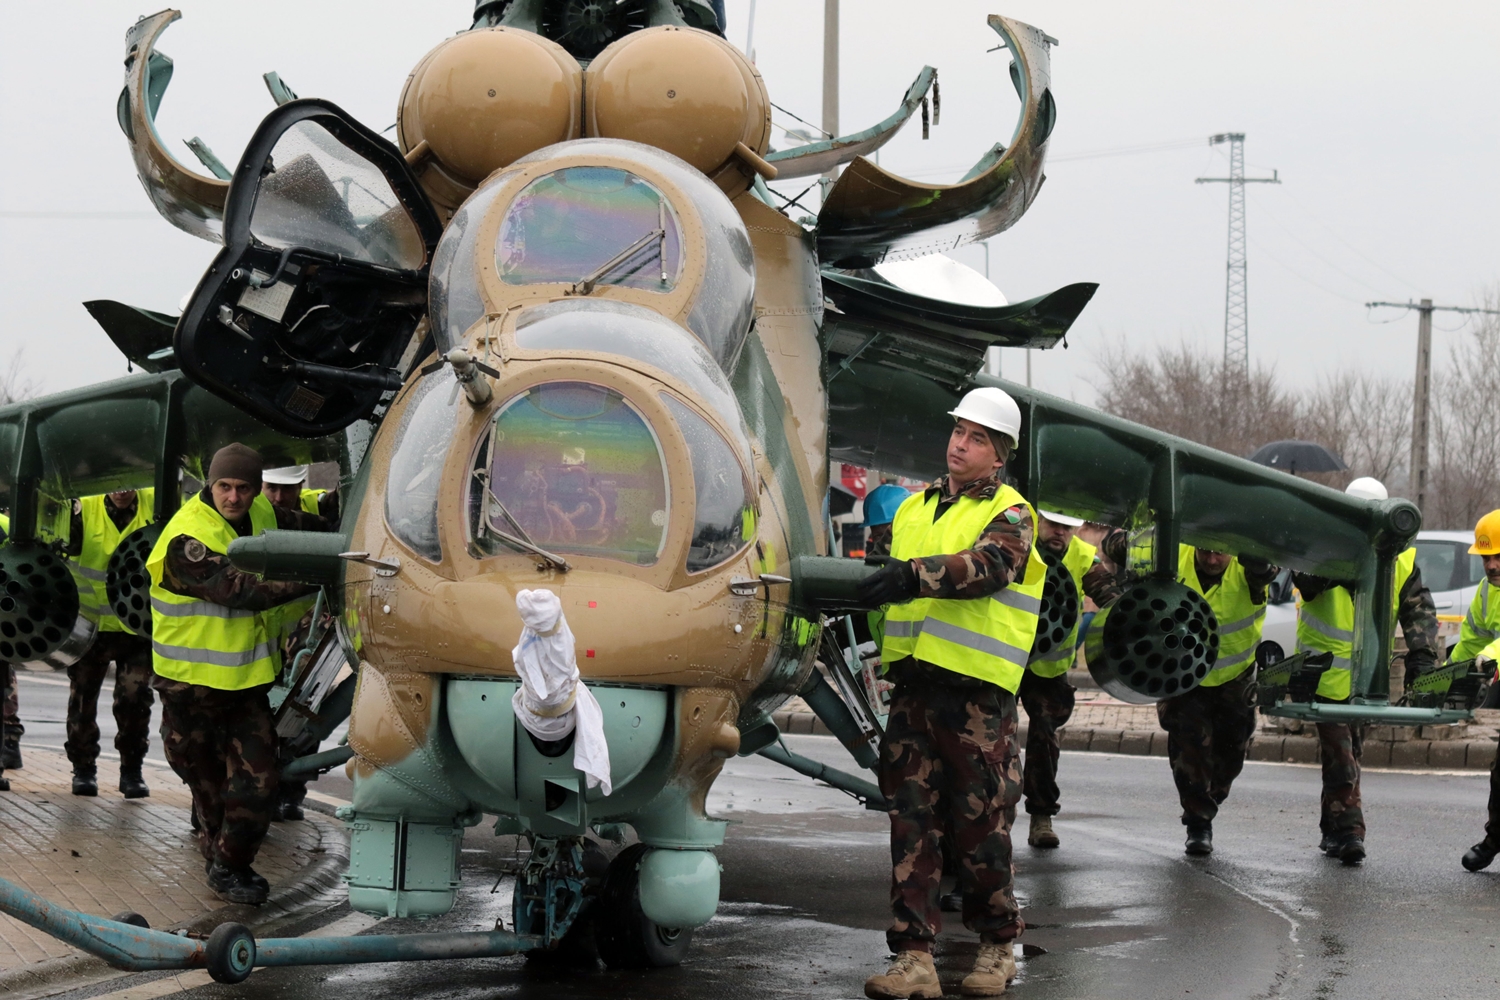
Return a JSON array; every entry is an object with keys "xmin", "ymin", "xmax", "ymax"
[{"xmin": 0, "ymin": 1, "xmax": 1464, "ymax": 982}]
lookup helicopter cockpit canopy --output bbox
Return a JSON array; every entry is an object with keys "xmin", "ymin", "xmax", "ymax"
[{"xmin": 429, "ymin": 138, "xmax": 756, "ymax": 373}]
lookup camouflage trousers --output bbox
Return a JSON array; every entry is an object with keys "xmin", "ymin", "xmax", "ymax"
[
  {"xmin": 3, "ymin": 662, "xmax": 21, "ymax": 741},
  {"xmin": 1156, "ymin": 669, "xmax": 1258, "ymax": 828},
  {"xmin": 880, "ymin": 659, "xmax": 1024, "ymax": 952},
  {"xmin": 153, "ymin": 677, "xmax": 279, "ymax": 869},
  {"xmin": 1018, "ymin": 670, "xmax": 1076, "ymax": 817},
  {"xmin": 1315, "ymin": 711, "xmax": 1365, "ymax": 840},
  {"xmin": 66, "ymin": 633, "xmax": 154, "ymax": 771}
]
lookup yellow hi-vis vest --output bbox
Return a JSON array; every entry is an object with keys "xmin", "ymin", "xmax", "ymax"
[
  {"xmin": 1297, "ymin": 547, "xmax": 1416, "ymax": 701},
  {"xmin": 147, "ymin": 493, "xmax": 280, "ymax": 690},
  {"xmin": 881, "ymin": 484, "xmax": 1048, "ymax": 694},
  {"xmin": 299, "ymin": 489, "xmax": 325, "ymax": 516},
  {"xmin": 1027, "ymin": 535, "xmax": 1098, "ymax": 678},
  {"xmin": 70, "ymin": 491, "xmax": 155, "ymax": 631},
  {"xmin": 1451, "ymin": 579, "xmax": 1500, "ymax": 664},
  {"xmin": 1180, "ymin": 545, "xmax": 1266, "ymax": 687}
]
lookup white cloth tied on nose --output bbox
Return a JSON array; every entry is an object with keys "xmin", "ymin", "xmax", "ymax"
[{"xmin": 510, "ymin": 589, "xmax": 612, "ymax": 796}]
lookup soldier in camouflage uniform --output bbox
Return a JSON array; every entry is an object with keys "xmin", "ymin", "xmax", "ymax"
[
  {"xmin": 858, "ymin": 388, "xmax": 1038, "ymax": 998},
  {"xmin": 1158, "ymin": 547, "xmax": 1279, "ymax": 855},
  {"xmin": 1018, "ymin": 519, "xmax": 1125, "ymax": 848},
  {"xmin": 151, "ymin": 443, "xmax": 327, "ymax": 905},
  {"xmin": 1292, "ymin": 545, "xmax": 1438, "ymax": 858}
]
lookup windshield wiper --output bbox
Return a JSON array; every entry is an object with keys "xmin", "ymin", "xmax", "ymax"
[
  {"xmin": 571, "ymin": 224, "xmax": 665, "ymax": 295},
  {"xmin": 472, "ymin": 470, "xmax": 571, "ymax": 572}
]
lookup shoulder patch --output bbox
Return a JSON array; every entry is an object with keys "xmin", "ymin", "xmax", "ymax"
[
  {"xmin": 183, "ymin": 538, "xmax": 208, "ymax": 563},
  {"xmin": 1003, "ymin": 506, "xmax": 1023, "ymax": 524}
]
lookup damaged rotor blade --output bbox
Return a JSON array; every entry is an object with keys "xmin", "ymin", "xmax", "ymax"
[{"xmin": 765, "ymin": 66, "xmax": 936, "ymax": 180}]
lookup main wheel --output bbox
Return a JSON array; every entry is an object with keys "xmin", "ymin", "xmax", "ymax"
[
  {"xmin": 205, "ymin": 922, "xmax": 256, "ymax": 984},
  {"xmin": 594, "ymin": 844, "xmax": 693, "ymax": 969}
]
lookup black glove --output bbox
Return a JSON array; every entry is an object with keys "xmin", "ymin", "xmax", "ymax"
[
  {"xmin": 858, "ymin": 556, "xmax": 920, "ymax": 607},
  {"xmin": 1238, "ymin": 554, "xmax": 1273, "ymax": 574}
]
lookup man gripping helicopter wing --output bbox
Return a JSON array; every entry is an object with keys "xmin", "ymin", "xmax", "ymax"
[{"xmin": 857, "ymin": 387, "xmax": 1047, "ymax": 1000}]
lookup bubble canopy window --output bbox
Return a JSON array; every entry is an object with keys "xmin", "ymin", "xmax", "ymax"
[
  {"xmin": 252, "ymin": 119, "xmax": 427, "ymax": 271},
  {"xmin": 470, "ymin": 382, "xmax": 669, "ymax": 566},
  {"xmin": 496, "ymin": 167, "xmax": 682, "ymax": 292}
]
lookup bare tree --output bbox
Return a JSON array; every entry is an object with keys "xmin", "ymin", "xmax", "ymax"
[
  {"xmin": 0, "ymin": 348, "xmax": 39, "ymax": 406},
  {"xmin": 1427, "ymin": 295, "xmax": 1500, "ymax": 530},
  {"xmin": 1093, "ymin": 340, "xmax": 1301, "ymax": 458},
  {"xmin": 1092, "ymin": 341, "xmax": 1412, "ymax": 496}
]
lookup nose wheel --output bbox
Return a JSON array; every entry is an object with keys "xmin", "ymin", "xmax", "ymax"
[{"xmin": 594, "ymin": 844, "xmax": 693, "ymax": 970}]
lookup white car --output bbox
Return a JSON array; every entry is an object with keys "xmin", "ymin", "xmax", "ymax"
[{"xmin": 1259, "ymin": 530, "xmax": 1484, "ymax": 660}]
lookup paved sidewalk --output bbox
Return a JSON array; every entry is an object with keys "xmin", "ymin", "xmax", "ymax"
[
  {"xmin": 0, "ymin": 744, "xmax": 348, "ymax": 984},
  {"xmin": 773, "ymin": 695, "xmax": 1500, "ymax": 771}
]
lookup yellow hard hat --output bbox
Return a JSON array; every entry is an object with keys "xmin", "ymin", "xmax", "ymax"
[{"xmin": 1470, "ymin": 509, "xmax": 1500, "ymax": 555}]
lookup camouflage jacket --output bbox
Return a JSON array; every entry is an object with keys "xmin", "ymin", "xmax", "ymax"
[
  {"xmin": 865, "ymin": 522, "xmax": 894, "ymax": 558},
  {"xmin": 907, "ymin": 471, "xmax": 1033, "ymax": 601},
  {"xmin": 160, "ymin": 489, "xmax": 328, "ymax": 611},
  {"xmin": 1075, "ymin": 527, "xmax": 1129, "ymax": 607},
  {"xmin": 1292, "ymin": 565, "xmax": 1440, "ymax": 672}
]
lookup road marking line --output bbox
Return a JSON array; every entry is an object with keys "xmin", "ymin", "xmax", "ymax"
[{"xmin": 13, "ymin": 674, "xmax": 73, "ymax": 688}]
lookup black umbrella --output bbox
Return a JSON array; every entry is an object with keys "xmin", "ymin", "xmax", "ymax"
[{"xmin": 1247, "ymin": 440, "xmax": 1348, "ymax": 475}]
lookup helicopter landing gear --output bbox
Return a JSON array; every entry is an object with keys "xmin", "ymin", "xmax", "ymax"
[{"xmin": 594, "ymin": 844, "xmax": 693, "ymax": 970}]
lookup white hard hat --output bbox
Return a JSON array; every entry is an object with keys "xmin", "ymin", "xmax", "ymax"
[
  {"xmin": 262, "ymin": 464, "xmax": 309, "ymax": 486},
  {"xmin": 1345, "ymin": 477, "xmax": 1388, "ymax": 501},
  {"xmin": 948, "ymin": 387, "xmax": 1022, "ymax": 449},
  {"xmin": 1038, "ymin": 508, "xmax": 1086, "ymax": 527}
]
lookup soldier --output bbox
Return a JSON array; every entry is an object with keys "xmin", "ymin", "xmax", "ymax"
[
  {"xmin": 1454, "ymin": 509, "xmax": 1500, "ymax": 873},
  {"xmin": 260, "ymin": 466, "xmax": 336, "ymax": 822},
  {"xmin": 1157, "ymin": 544, "xmax": 1278, "ymax": 856},
  {"xmin": 1018, "ymin": 510, "xmax": 1125, "ymax": 849},
  {"xmin": 149, "ymin": 443, "xmax": 327, "ymax": 904},
  {"xmin": 61, "ymin": 489, "xmax": 157, "ymax": 797},
  {"xmin": 857, "ymin": 387, "xmax": 1045, "ymax": 999},
  {"xmin": 260, "ymin": 465, "xmax": 340, "ymax": 526},
  {"xmin": 1292, "ymin": 477, "xmax": 1438, "ymax": 865}
]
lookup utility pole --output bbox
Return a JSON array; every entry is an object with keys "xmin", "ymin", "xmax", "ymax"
[
  {"xmin": 1196, "ymin": 134, "xmax": 1279, "ymax": 381},
  {"xmin": 1367, "ymin": 299, "xmax": 1500, "ymax": 512},
  {"xmin": 821, "ymin": 0, "xmax": 839, "ymax": 194}
]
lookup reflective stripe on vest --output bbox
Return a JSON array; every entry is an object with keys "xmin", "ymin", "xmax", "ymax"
[
  {"xmin": 1298, "ymin": 547, "xmax": 1416, "ymax": 702},
  {"xmin": 68, "ymin": 491, "xmax": 155, "ymax": 632},
  {"xmin": 1453, "ymin": 580, "xmax": 1500, "ymax": 665},
  {"xmin": 146, "ymin": 493, "xmax": 281, "ymax": 691},
  {"xmin": 1179, "ymin": 544, "xmax": 1267, "ymax": 687},
  {"xmin": 1028, "ymin": 535, "xmax": 1099, "ymax": 678},
  {"xmin": 881, "ymin": 483, "xmax": 1048, "ymax": 694}
]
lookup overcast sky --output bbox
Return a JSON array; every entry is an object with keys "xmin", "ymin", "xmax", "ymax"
[{"xmin": 2, "ymin": 1, "xmax": 1496, "ymax": 404}]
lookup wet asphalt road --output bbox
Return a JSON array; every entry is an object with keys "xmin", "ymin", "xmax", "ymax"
[{"xmin": 14, "ymin": 670, "xmax": 1500, "ymax": 1000}]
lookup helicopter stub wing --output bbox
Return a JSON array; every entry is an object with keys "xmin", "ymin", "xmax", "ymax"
[
  {"xmin": 823, "ymin": 269, "xmax": 1096, "ymax": 393},
  {"xmin": 81, "ymin": 300, "xmax": 178, "ymax": 373},
  {"xmin": 815, "ymin": 16, "xmax": 1056, "ymax": 269},
  {"xmin": 118, "ymin": 10, "xmax": 231, "ymax": 243},
  {"xmin": 0, "ymin": 370, "xmax": 341, "ymax": 535}
]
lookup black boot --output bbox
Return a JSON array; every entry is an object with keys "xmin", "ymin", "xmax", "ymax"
[
  {"xmin": 207, "ymin": 861, "xmax": 270, "ymax": 905},
  {"xmin": 0, "ymin": 770, "xmax": 9, "ymax": 792},
  {"xmin": 1462, "ymin": 838, "xmax": 1498, "ymax": 872},
  {"xmin": 1318, "ymin": 832, "xmax": 1337, "ymax": 854},
  {"xmin": 2, "ymin": 735, "xmax": 20, "ymax": 771},
  {"xmin": 1330, "ymin": 834, "xmax": 1365, "ymax": 866},
  {"xmin": 71, "ymin": 766, "xmax": 98, "ymax": 797},
  {"xmin": 1185, "ymin": 824, "xmax": 1213, "ymax": 856},
  {"xmin": 939, "ymin": 890, "xmax": 962, "ymax": 913},
  {"xmin": 118, "ymin": 762, "xmax": 150, "ymax": 799}
]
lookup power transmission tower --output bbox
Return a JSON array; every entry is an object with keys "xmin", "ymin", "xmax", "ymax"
[
  {"xmin": 1196, "ymin": 134, "xmax": 1279, "ymax": 380},
  {"xmin": 1367, "ymin": 299, "xmax": 1500, "ymax": 512}
]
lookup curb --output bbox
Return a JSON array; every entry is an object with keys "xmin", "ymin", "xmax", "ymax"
[
  {"xmin": 0, "ymin": 809, "xmax": 351, "ymax": 1000},
  {"xmin": 770, "ymin": 711, "xmax": 1499, "ymax": 771}
]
